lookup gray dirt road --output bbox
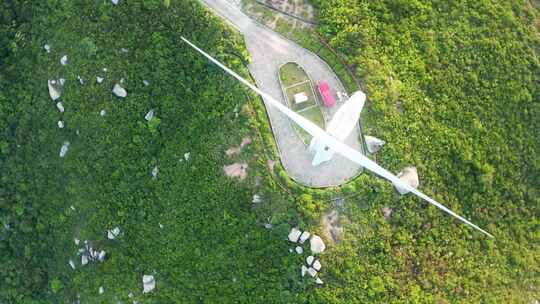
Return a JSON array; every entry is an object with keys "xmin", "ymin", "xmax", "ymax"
[{"xmin": 201, "ymin": 0, "xmax": 363, "ymax": 187}]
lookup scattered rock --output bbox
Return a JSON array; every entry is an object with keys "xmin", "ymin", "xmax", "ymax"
[
  {"xmin": 322, "ymin": 210, "xmax": 344, "ymax": 243},
  {"xmin": 301, "ymin": 265, "xmax": 308, "ymax": 277},
  {"xmin": 99, "ymin": 286, "xmax": 104, "ymax": 295},
  {"xmin": 223, "ymin": 163, "xmax": 248, "ymax": 180},
  {"xmin": 103, "ymin": 68, "xmax": 108, "ymax": 72},
  {"xmin": 121, "ymin": 48, "xmax": 129, "ymax": 53},
  {"xmin": 264, "ymin": 223, "xmax": 272, "ymax": 229},
  {"xmin": 252, "ymin": 194, "xmax": 262, "ymax": 203},
  {"xmin": 81, "ymin": 254, "xmax": 88, "ymax": 266},
  {"xmin": 315, "ymin": 277, "xmax": 324, "ymax": 285},
  {"xmin": 97, "ymin": 76, "xmax": 104, "ymax": 84},
  {"xmin": 184, "ymin": 152, "xmax": 191, "ymax": 161},
  {"xmin": 60, "ymin": 55, "xmax": 68, "ymax": 66},
  {"xmin": 158, "ymin": 223, "xmax": 164, "ymax": 229},
  {"xmin": 313, "ymin": 259, "xmax": 321, "ymax": 271},
  {"xmin": 226, "ymin": 136, "xmax": 252, "ymax": 157},
  {"xmin": 145, "ymin": 109, "xmax": 155, "ymax": 121},
  {"xmin": 299, "ymin": 231, "xmax": 310, "ymax": 244},
  {"xmin": 364, "ymin": 135, "xmax": 385, "ymax": 154},
  {"xmin": 58, "ymin": 121, "xmax": 64, "ymax": 128},
  {"xmin": 97, "ymin": 250, "xmax": 106, "ymax": 261},
  {"xmin": 111, "ymin": 0, "xmax": 119, "ymax": 5},
  {"xmin": 295, "ymin": 246, "xmax": 303, "ymax": 254},
  {"xmin": 310, "ymin": 235, "xmax": 326, "ymax": 254},
  {"xmin": 48, "ymin": 79, "xmax": 62, "ymax": 101},
  {"xmin": 307, "ymin": 267, "xmax": 317, "ymax": 277},
  {"xmin": 143, "ymin": 80, "xmax": 150, "ymax": 86},
  {"xmin": 142, "ymin": 275, "xmax": 155, "ymax": 294},
  {"xmin": 56, "ymin": 102, "xmax": 65, "ymax": 113},
  {"xmin": 112, "ymin": 84, "xmax": 127, "ymax": 97},
  {"xmin": 306, "ymin": 255, "xmax": 314, "ymax": 266},
  {"xmin": 69, "ymin": 259, "xmax": 76, "ymax": 269},
  {"xmin": 59, "ymin": 141, "xmax": 70, "ymax": 157},
  {"xmin": 382, "ymin": 207, "xmax": 392, "ymax": 219},
  {"xmin": 151, "ymin": 166, "xmax": 158, "ymax": 179},
  {"xmin": 77, "ymin": 75, "xmax": 84, "ymax": 85},
  {"xmin": 288, "ymin": 228, "xmax": 301, "ymax": 242},
  {"xmin": 74, "ymin": 238, "xmax": 80, "ymax": 245},
  {"xmin": 44, "ymin": 44, "xmax": 51, "ymax": 53},
  {"xmin": 393, "ymin": 166, "xmax": 419, "ymax": 195},
  {"xmin": 59, "ymin": 78, "xmax": 66, "ymax": 86},
  {"xmin": 107, "ymin": 227, "xmax": 121, "ymax": 240},
  {"xmin": 100, "ymin": 109, "xmax": 106, "ymax": 116}
]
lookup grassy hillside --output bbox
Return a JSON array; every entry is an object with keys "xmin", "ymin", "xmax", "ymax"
[
  {"xmin": 305, "ymin": 0, "xmax": 540, "ymax": 303},
  {"xmin": 0, "ymin": 1, "xmax": 307, "ymax": 302}
]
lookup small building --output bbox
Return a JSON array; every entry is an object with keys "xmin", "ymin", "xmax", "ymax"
[
  {"xmin": 294, "ymin": 92, "xmax": 308, "ymax": 104},
  {"xmin": 317, "ymin": 81, "xmax": 335, "ymax": 107}
]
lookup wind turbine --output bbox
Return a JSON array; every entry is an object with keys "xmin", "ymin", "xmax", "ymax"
[{"xmin": 181, "ymin": 36, "xmax": 494, "ymax": 238}]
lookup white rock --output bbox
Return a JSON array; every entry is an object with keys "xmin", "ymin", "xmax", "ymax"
[
  {"xmin": 142, "ymin": 275, "xmax": 155, "ymax": 293},
  {"xmin": 77, "ymin": 75, "xmax": 84, "ymax": 85},
  {"xmin": 97, "ymin": 250, "xmax": 106, "ymax": 261},
  {"xmin": 184, "ymin": 152, "xmax": 190, "ymax": 161},
  {"xmin": 313, "ymin": 259, "xmax": 321, "ymax": 271},
  {"xmin": 111, "ymin": 0, "xmax": 119, "ymax": 4},
  {"xmin": 60, "ymin": 55, "xmax": 68, "ymax": 66},
  {"xmin": 310, "ymin": 235, "xmax": 326, "ymax": 254},
  {"xmin": 74, "ymin": 238, "xmax": 80, "ymax": 245},
  {"xmin": 48, "ymin": 79, "xmax": 61, "ymax": 101},
  {"xmin": 307, "ymin": 267, "xmax": 317, "ymax": 277},
  {"xmin": 264, "ymin": 223, "xmax": 272, "ymax": 229},
  {"xmin": 128, "ymin": 292, "xmax": 134, "ymax": 298},
  {"xmin": 315, "ymin": 277, "xmax": 324, "ymax": 285},
  {"xmin": 393, "ymin": 166, "xmax": 419, "ymax": 195},
  {"xmin": 252, "ymin": 194, "xmax": 262, "ymax": 203},
  {"xmin": 306, "ymin": 255, "xmax": 314, "ymax": 266},
  {"xmin": 295, "ymin": 246, "xmax": 303, "ymax": 254},
  {"xmin": 103, "ymin": 68, "xmax": 108, "ymax": 72},
  {"xmin": 69, "ymin": 259, "xmax": 76, "ymax": 269},
  {"xmin": 100, "ymin": 109, "xmax": 106, "ymax": 116},
  {"xmin": 364, "ymin": 135, "xmax": 385, "ymax": 154},
  {"xmin": 81, "ymin": 254, "xmax": 88, "ymax": 266},
  {"xmin": 159, "ymin": 223, "xmax": 164, "ymax": 229},
  {"xmin": 58, "ymin": 121, "xmax": 64, "ymax": 128},
  {"xmin": 99, "ymin": 286, "xmax": 104, "ymax": 295},
  {"xmin": 107, "ymin": 227, "xmax": 121, "ymax": 239},
  {"xmin": 59, "ymin": 141, "xmax": 70, "ymax": 157},
  {"xmin": 301, "ymin": 265, "xmax": 308, "ymax": 277},
  {"xmin": 59, "ymin": 78, "xmax": 66, "ymax": 86},
  {"xmin": 97, "ymin": 76, "xmax": 104, "ymax": 84},
  {"xmin": 288, "ymin": 248, "xmax": 293, "ymax": 253},
  {"xmin": 44, "ymin": 44, "xmax": 51, "ymax": 53},
  {"xmin": 151, "ymin": 166, "xmax": 158, "ymax": 179},
  {"xmin": 112, "ymin": 84, "xmax": 127, "ymax": 98},
  {"xmin": 143, "ymin": 80, "xmax": 150, "ymax": 86},
  {"xmin": 288, "ymin": 228, "xmax": 301, "ymax": 242},
  {"xmin": 144, "ymin": 109, "xmax": 155, "ymax": 121},
  {"xmin": 299, "ymin": 231, "xmax": 310, "ymax": 244},
  {"xmin": 121, "ymin": 48, "xmax": 129, "ymax": 53},
  {"xmin": 56, "ymin": 102, "xmax": 65, "ymax": 113}
]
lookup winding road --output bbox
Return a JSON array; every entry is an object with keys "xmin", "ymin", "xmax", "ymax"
[{"xmin": 202, "ymin": 0, "xmax": 363, "ymax": 187}]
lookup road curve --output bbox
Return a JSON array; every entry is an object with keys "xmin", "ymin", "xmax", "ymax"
[{"xmin": 201, "ymin": 0, "xmax": 363, "ymax": 187}]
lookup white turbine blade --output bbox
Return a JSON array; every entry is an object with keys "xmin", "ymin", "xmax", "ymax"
[{"xmin": 181, "ymin": 37, "xmax": 494, "ymax": 238}]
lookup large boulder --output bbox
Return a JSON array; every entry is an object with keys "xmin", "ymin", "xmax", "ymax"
[
  {"xmin": 142, "ymin": 275, "xmax": 155, "ymax": 293},
  {"xmin": 393, "ymin": 166, "xmax": 419, "ymax": 195},
  {"xmin": 112, "ymin": 84, "xmax": 127, "ymax": 98},
  {"xmin": 364, "ymin": 135, "xmax": 385, "ymax": 154},
  {"xmin": 288, "ymin": 228, "xmax": 301, "ymax": 242},
  {"xmin": 48, "ymin": 79, "xmax": 62, "ymax": 101},
  {"xmin": 310, "ymin": 235, "xmax": 326, "ymax": 254}
]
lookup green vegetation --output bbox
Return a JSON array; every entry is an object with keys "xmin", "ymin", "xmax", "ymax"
[
  {"xmin": 2, "ymin": 0, "xmax": 539, "ymax": 303},
  {"xmin": 0, "ymin": 1, "xmax": 311, "ymax": 303},
  {"xmin": 279, "ymin": 62, "xmax": 324, "ymax": 143},
  {"xmin": 306, "ymin": 0, "xmax": 540, "ymax": 302}
]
